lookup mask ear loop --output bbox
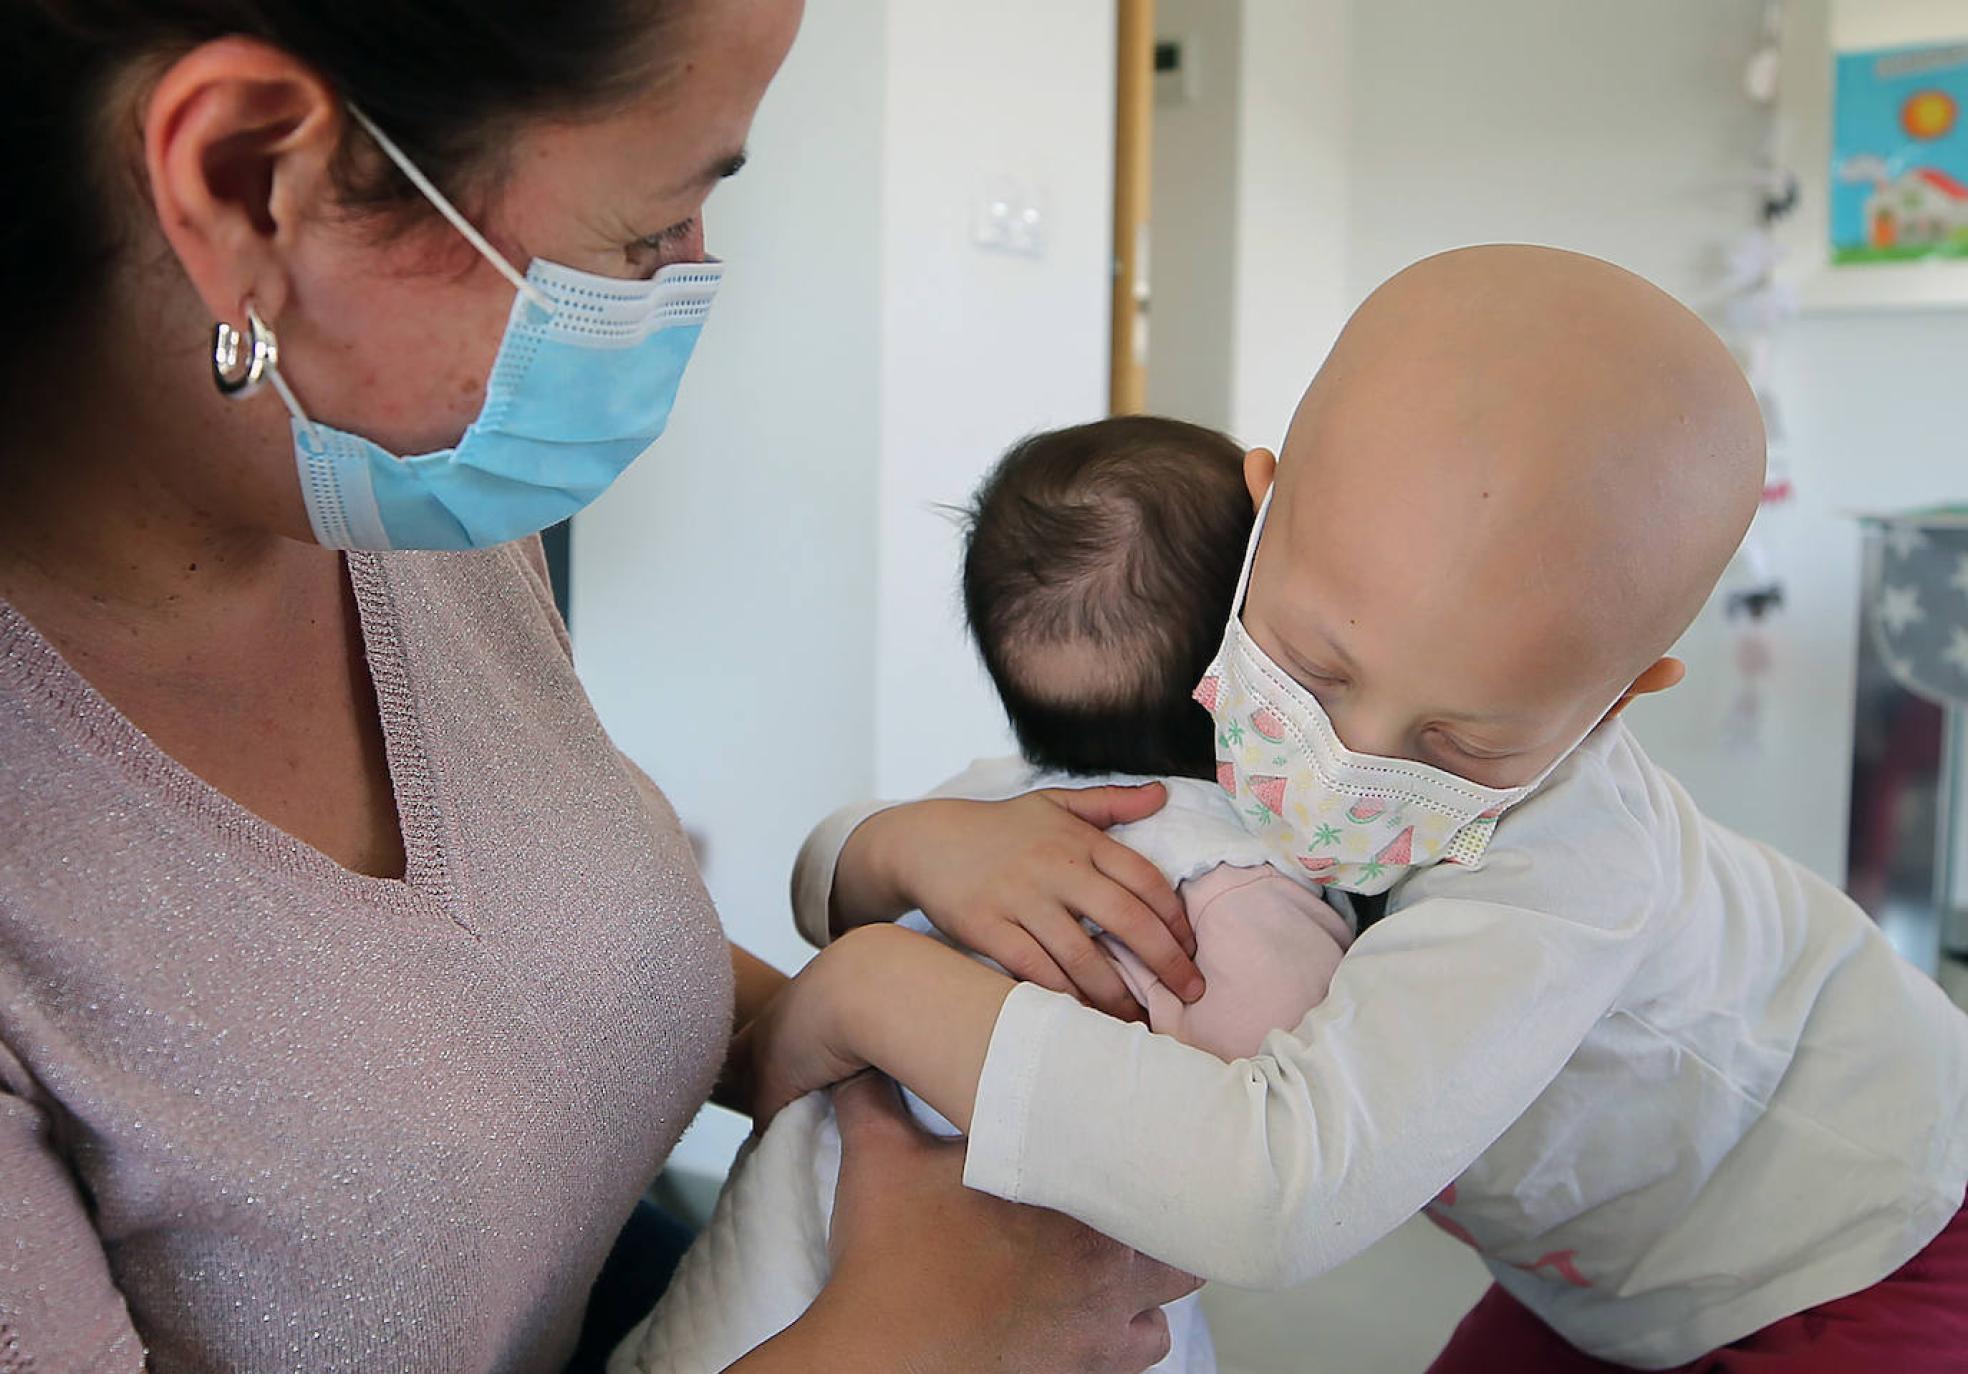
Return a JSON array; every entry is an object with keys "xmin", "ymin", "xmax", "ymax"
[
  {"xmin": 1230, "ymin": 483, "xmax": 1277, "ymax": 621},
  {"xmin": 261, "ymin": 334, "xmax": 320, "ymax": 448},
  {"xmin": 344, "ymin": 104, "xmax": 554, "ymax": 314}
]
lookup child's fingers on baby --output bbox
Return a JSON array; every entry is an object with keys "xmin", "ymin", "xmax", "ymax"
[
  {"xmin": 1089, "ymin": 840, "xmax": 1191, "ymax": 952},
  {"xmin": 1027, "ymin": 904, "xmax": 1144, "ymax": 1020},
  {"xmin": 1040, "ymin": 781, "xmax": 1169, "ymax": 832},
  {"xmin": 983, "ymin": 923, "xmax": 1080, "ymax": 1001},
  {"xmin": 1068, "ymin": 874, "xmax": 1203, "ymax": 1004}
]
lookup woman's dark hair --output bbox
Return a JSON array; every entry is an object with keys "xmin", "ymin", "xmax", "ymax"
[
  {"xmin": 5, "ymin": 0, "xmax": 686, "ymax": 375},
  {"xmin": 961, "ymin": 416, "xmax": 1255, "ymax": 783}
]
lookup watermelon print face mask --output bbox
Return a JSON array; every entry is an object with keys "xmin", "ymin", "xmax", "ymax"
[{"xmin": 1192, "ymin": 487, "xmax": 1538, "ymax": 896}]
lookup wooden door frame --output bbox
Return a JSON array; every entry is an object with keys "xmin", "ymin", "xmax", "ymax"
[{"xmin": 1111, "ymin": 0, "xmax": 1154, "ymax": 414}]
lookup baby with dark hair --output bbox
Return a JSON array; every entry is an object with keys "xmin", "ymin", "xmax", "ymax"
[
  {"xmin": 620, "ymin": 417, "xmax": 1351, "ymax": 1374},
  {"xmin": 962, "ymin": 416, "xmax": 1255, "ymax": 783}
]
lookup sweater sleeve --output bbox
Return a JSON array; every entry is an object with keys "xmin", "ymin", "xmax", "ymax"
[
  {"xmin": 961, "ymin": 743, "xmax": 1667, "ymax": 1289},
  {"xmin": 788, "ymin": 757, "xmax": 1038, "ymax": 950},
  {"xmin": 0, "ymin": 1049, "xmax": 146, "ymax": 1371}
]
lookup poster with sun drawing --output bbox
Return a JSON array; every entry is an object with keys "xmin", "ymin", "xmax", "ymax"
[{"xmin": 1831, "ymin": 41, "xmax": 1968, "ymax": 266}]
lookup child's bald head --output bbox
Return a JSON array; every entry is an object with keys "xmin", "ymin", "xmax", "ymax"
[{"xmin": 1245, "ymin": 245, "xmax": 1764, "ymax": 784}]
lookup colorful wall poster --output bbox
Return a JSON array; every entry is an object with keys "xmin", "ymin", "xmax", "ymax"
[{"xmin": 1832, "ymin": 40, "xmax": 1968, "ymax": 266}]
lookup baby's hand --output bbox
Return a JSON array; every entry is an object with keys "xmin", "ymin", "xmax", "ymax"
[{"xmin": 846, "ymin": 786, "xmax": 1202, "ymax": 1018}]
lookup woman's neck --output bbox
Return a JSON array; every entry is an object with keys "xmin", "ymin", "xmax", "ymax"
[
  {"xmin": 0, "ymin": 306, "xmax": 323, "ymax": 639},
  {"xmin": 0, "ymin": 297, "xmax": 406, "ymax": 882}
]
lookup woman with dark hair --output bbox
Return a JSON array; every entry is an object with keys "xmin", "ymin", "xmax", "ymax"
[{"xmin": 0, "ymin": 2, "xmax": 1198, "ymax": 1369}]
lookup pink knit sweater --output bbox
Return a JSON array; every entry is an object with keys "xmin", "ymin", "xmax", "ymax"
[{"xmin": 0, "ymin": 542, "xmax": 734, "ymax": 1372}]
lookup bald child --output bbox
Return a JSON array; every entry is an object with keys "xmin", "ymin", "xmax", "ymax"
[{"xmin": 766, "ymin": 247, "xmax": 1968, "ymax": 1372}]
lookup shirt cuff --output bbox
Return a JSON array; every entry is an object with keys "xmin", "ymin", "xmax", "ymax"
[
  {"xmin": 789, "ymin": 799, "xmax": 892, "ymax": 948},
  {"xmin": 962, "ymin": 981, "xmax": 1078, "ymax": 1202}
]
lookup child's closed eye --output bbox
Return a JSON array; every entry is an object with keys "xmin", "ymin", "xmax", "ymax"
[
  {"xmin": 1278, "ymin": 648, "xmax": 1349, "ymax": 692},
  {"xmin": 1431, "ymin": 730, "xmax": 1511, "ymax": 760}
]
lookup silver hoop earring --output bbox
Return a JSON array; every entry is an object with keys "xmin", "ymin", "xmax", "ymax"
[{"xmin": 212, "ymin": 303, "xmax": 278, "ymax": 399}]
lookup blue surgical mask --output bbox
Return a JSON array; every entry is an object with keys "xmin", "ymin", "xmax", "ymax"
[{"xmin": 263, "ymin": 107, "xmax": 723, "ymax": 551}]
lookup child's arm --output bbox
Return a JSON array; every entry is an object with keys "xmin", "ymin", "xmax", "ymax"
[
  {"xmin": 789, "ymin": 766, "xmax": 1203, "ymax": 1018},
  {"xmin": 753, "ymin": 767, "xmax": 1663, "ymax": 1288},
  {"xmin": 754, "ymin": 893, "xmax": 1644, "ymax": 1288},
  {"xmin": 752, "ymin": 863, "xmax": 1351, "ymax": 1141}
]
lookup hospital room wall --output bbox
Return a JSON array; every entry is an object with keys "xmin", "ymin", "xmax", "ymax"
[{"xmin": 1228, "ymin": 0, "xmax": 1355, "ymax": 448}]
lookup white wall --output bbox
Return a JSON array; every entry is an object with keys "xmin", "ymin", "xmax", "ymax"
[
  {"xmin": 571, "ymin": 3, "xmax": 887, "ymax": 1172},
  {"xmin": 1229, "ymin": 0, "xmax": 1354, "ymax": 448},
  {"xmin": 1344, "ymin": 0, "xmax": 1767, "ymax": 305},
  {"xmin": 871, "ymin": 1, "xmax": 1119, "ymax": 796},
  {"xmin": 1833, "ymin": 0, "xmax": 1968, "ymax": 53},
  {"xmin": 1146, "ymin": 0, "xmax": 1243, "ymax": 432}
]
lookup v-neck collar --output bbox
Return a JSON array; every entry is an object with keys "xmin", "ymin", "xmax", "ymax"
[{"xmin": 0, "ymin": 553, "xmax": 456, "ymax": 921}]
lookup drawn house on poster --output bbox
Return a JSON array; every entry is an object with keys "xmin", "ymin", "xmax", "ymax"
[{"xmin": 1863, "ymin": 167, "xmax": 1968, "ymax": 249}]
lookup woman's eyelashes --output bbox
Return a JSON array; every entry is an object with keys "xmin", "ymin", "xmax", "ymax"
[
  {"xmin": 637, "ymin": 218, "xmax": 697, "ymax": 249},
  {"xmin": 626, "ymin": 218, "xmax": 700, "ymax": 272}
]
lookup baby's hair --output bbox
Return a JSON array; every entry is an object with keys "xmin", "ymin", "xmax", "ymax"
[{"xmin": 961, "ymin": 416, "xmax": 1254, "ymax": 781}]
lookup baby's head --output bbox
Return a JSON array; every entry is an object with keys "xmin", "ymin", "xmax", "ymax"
[
  {"xmin": 963, "ymin": 417, "xmax": 1253, "ymax": 781},
  {"xmin": 1242, "ymin": 245, "xmax": 1767, "ymax": 787}
]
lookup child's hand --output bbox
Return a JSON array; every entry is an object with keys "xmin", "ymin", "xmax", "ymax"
[
  {"xmin": 747, "ymin": 924, "xmax": 1023, "ymax": 1133},
  {"xmin": 843, "ymin": 786, "xmax": 1202, "ymax": 1018},
  {"xmin": 741, "ymin": 941, "xmax": 872, "ymax": 1128}
]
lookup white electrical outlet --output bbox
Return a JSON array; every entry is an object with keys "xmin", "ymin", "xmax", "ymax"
[{"xmin": 973, "ymin": 178, "xmax": 1047, "ymax": 259}]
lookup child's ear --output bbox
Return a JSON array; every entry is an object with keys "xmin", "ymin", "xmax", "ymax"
[
  {"xmin": 1602, "ymin": 657, "xmax": 1686, "ymax": 721},
  {"xmin": 1243, "ymin": 448, "xmax": 1277, "ymax": 511}
]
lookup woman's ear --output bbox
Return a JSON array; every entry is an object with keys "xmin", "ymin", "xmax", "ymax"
[
  {"xmin": 1243, "ymin": 447, "xmax": 1277, "ymax": 511},
  {"xmin": 1602, "ymin": 656, "xmax": 1686, "ymax": 721},
  {"xmin": 143, "ymin": 37, "xmax": 343, "ymax": 332}
]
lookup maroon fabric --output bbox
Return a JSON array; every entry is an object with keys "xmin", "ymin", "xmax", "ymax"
[{"xmin": 1428, "ymin": 1202, "xmax": 1968, "ymax": 1373}]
